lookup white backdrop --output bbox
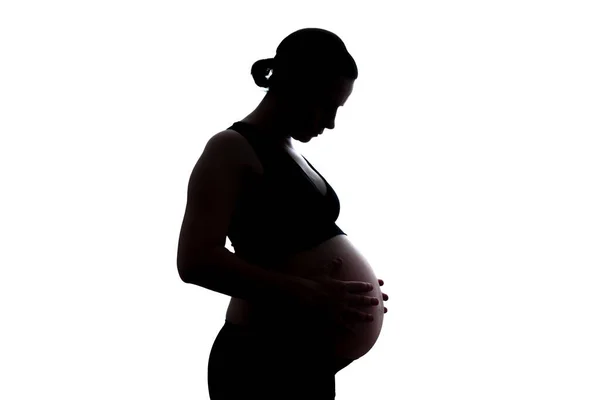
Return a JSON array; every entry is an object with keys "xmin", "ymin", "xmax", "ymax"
[{"xmin": 1, "ymin": 1, "xmax": 599, "ymax": 399}]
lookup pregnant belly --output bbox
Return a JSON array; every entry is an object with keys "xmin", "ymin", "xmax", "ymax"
[
  {"xmin": 227, "ymin": 234, "xmax": 385, "ymax": 360},
  {"xmin": 280, "ymin": 234, "xmax": 385, "ymax": 360}
]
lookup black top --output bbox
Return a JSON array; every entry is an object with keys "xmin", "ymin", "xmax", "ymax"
[{"xmin": 226, "ymin": 121, "xmax": 346, "ymax": 270}]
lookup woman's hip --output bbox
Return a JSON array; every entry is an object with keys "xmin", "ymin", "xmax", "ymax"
[
  {"xmin": 209, "ymin": 319, "xmax": 336, "ymax": 366},
  {"xmin": 207, "ymin": 320, "xmax": 339, "ymax": 399}
]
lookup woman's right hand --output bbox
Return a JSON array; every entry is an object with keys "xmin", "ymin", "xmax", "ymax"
[{"xmin": 298, "ymin": 257, "xmax": 379, "ymax": 335}]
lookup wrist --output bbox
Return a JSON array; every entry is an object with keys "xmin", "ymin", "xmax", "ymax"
[{"xmin": 287, "ymin": 276, "xmax": 322, "ymax": 308}]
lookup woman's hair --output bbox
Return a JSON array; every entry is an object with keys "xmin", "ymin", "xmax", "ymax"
[{"xmin": 250, "ymin": 28, "xmax": 358, "ymax": 97}]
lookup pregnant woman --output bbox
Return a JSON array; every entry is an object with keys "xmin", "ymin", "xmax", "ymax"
[{"xmin": 177, "ymin": 28, "xmax": 390, "ymax": 400}]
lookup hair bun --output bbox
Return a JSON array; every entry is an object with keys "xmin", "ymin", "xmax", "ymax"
[{"xmin": 251, "ymin": 58, "xmax": 275, "ymax": 88}]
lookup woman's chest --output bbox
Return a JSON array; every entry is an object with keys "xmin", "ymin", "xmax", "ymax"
[
  {"xmin": 284, "ymin": 150, "xmax": 327, "ymax": 196},
  {"xmin": 248, "ymin": 147, "xmax": 327, "ymax": 197}
]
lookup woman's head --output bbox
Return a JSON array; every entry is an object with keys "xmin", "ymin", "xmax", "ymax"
[
  {"xmin": 247, "ymin": 28, "xmax": 357, "ymax": 144},
  {"xmin": 251, "ymin": 28, "xmax": 358, "ymax": 98}
]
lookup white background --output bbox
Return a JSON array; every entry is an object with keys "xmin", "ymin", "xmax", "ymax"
[{"xmin": 1, "ymin": 1, "xmax": 599, "ymax": 399}]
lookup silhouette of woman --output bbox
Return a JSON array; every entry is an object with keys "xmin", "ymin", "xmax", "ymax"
[{"xmin": 177, "ymin": 27, "xmax": 389, "ymax": 399}]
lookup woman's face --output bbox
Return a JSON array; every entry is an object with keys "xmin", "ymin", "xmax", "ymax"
[{"xmin": 285, "ymin": 77, "xmax": 354, "ymax": 141}]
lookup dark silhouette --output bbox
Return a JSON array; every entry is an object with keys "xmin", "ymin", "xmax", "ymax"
[{"xmin": 177, "ymin": 27, "xmax": 389, "ymax": 400}]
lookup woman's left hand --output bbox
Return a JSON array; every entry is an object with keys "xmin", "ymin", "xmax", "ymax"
[{"xmin": 378, "ymin": 279, "xmax": 389, "ymax": 314}]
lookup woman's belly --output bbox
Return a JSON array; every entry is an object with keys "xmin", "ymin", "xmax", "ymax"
[{"xmin": 226, "ymin": 234, "xmax": 385, "ymax": 360}]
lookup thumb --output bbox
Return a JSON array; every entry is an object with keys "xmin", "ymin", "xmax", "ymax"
[{"xmin": 323, "ymin": 257, "xmax": 343, "ymax": 275}]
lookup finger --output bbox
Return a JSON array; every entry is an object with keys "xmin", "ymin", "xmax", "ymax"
[
  {"xmin": 336, "ymin": 311, "xmax": 358, "ymax": 336},
  {"xmin": 329, "ymin": 257, "xmax": 343, "ymax": 272},
  {"xmin": 318, "ymin": 257, "xmax": 342, "ymax": 276},
  {"xmin": 348, "ymin": 309, "xmax": 374, "ymax": 322},
  {"xmin": 347, "ymin": 281, "xmax": 374, "ymax": 292},
  {"xmin": 339, "ymin": 318, "xmax": 357, "ymax": 336},
  {"xmin": 359, "ymin": 311, "xmax": 374, "ymax": 322},
  {"xmin": 348, "ymin": 294, "xmax": 379, "ymax": 307},
  {"xmin": 338, "ymin": 323, "xmax": 356, "ymax": 337}
]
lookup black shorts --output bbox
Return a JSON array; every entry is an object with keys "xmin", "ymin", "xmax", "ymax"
[{"xmin": 207, "ymin": 319, "xmax": 354, "ymax": 400}]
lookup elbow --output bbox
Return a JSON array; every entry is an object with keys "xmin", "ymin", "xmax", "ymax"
[
  {"xmin": 178, "ymin": 259, "xmax": 203, "ymax": 283},
  {"xmin": 177, "ymin": 248, "xmax": 219, "ymax": 283},
  {"xmin": 177, "ymin": 254, "xmax": 198, "ymax": 283},
  {"xmin": 176, "ymin": 248, "xmax": 200, "ymax": 283},
  {"xmin": 177, "ymin": 264, "xmax": 191, "ymax": 283}
]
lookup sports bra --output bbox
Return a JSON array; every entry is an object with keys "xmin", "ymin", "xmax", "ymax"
[{"xmin": 226, "ymin": 121, "xmax": 346, "ymax": 270}]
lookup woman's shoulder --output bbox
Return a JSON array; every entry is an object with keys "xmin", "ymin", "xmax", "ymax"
[{"xmin": 210, "ymin": 129, "xmax": 264, "ymax": 175}]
